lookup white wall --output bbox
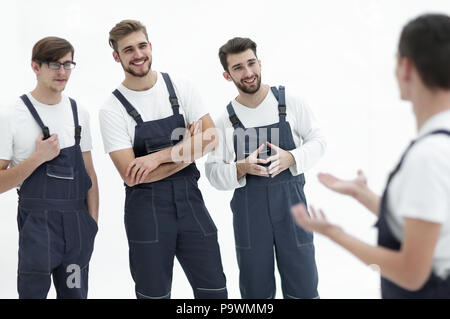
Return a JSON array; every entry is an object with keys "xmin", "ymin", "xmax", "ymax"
[{"xmin": 0, "ymin": 0, "xmax": 449, "ymax": 299}]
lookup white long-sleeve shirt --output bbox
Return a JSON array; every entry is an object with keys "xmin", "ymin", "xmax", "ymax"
[{"xmin": 205, "ymin": 88, "xmax": 326, "ymax": 191}]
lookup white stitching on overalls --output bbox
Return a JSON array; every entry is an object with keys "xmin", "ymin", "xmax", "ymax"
[
  {"xmin": 76, "ymin": 211, "xmax": 82, "ymax": 255},
  {"xmin": 151, "ymin": 186, "xmax": 159, "ymax": 243},
  {"xmin": 285, "ymin": 293, "xmax": 320, "ymax": 299},
  {"xmin": 136, "ymin": 291, "xmax": 170, "ymax": 299},
  {"xmin": 196, "ymin": 287, "xmax": 227, "ymax": 291},
  {"xmin": 45, "ymin": 210, "xmax": 51, "ymax": 274},
  {"xmin": 45, "ymin": 174, "xmax": 74, "ymax": 180},
  {"xmin": 185, "ymin": 178, "xmax": 215, "ymax": 237},
  {"xmin": 235, "ymin": 187, "xmax": 251, "ymax": 249}
]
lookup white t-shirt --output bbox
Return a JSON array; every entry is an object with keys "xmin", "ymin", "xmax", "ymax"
[
  {"xmin": 0, "ymin": 94, "xmax": 92, "ymax": 168},
  {"xmin": 205, "ymin": 87, "xmax": 327, "ymax": 190},
  {"xmin": 387, "ymin": 110, "xmax": 450, "ymax": 279},
  {"xmin": 99, "ymin": 72, "xmax": 208, "ymax": 154}
]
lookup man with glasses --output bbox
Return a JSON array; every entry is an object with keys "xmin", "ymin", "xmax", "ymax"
[{"xmin": 0, "ymin": 36, "xmax": 99, "ymax": 299}]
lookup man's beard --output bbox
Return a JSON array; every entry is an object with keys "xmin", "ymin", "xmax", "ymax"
[
  {"xmin": 233, "ymin": 74, "xmax": 261, "ymax": 94},
  {"xmin": 122, "ymin": 58, "xmax": 152, "ymax": 78}
]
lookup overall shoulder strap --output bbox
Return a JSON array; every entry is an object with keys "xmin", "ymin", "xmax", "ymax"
[
  {"xmin": 271, "ymin": 86, "xmax": 287, "ymax": 122},
  {"xmin": 387, "ymin": 129, "xmax": 450, "ymax": 184},
  {"xmin": 427, "ymin": 129, "xmax": 450, "ymax": 137},
  {"xmin": 112, "ymin": 89, "xmax": 144, "ymax": 124},
  {"xmin": 270, "ymin": 86, "xmax": 279, "ymax": 101},
  {"xmin": 69, "ymin": 98, "xmax": 82, "ymax": 145},
  {"xmin": 20, "ymin": 94, "xmax": 50, "ymax": 139},
  {"xmin": 226, "ymin": 102, "xmax": 244, "ymax": 129},
  {"xmin": 161, "ymin": 72, "xmax": 180, "ymax": 115}
]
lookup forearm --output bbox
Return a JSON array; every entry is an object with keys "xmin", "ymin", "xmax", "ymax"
[
  {"xmin": 157, "ymin": 130, "xmax": 218, "ymax": 164},
  {"xmin": 353, "ymin": 186, "xmax": 381, "ymax": 216},
  {"xmin": 86, "ymin": 171, "xmax": 99, "ymax": 221},
  {"xmin": 327, "ymin": 228, "xmax": 420, "ymax": 290},
  {"xmin": 139, "ymin": 161, "xmax": 190, "ymax": 184},
  {"xmin": 0, "ymin": 154, "xmax": 43, "ymax": 194}
]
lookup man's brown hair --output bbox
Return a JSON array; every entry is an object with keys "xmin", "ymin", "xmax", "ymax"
[
  {"xmin": 399, "ymin": 13, "xmax": 450, "ymax": 90},
  {"xmin": 218, "ymin": 37, "xmax": 257, "ymax": 72},
  {"xmin": 32, "ymin": 37, "xmax": 74, "ymax": 64},
  {"xmin": 109, "ymin": 19, "xmax": 149, "ymax": 52}
]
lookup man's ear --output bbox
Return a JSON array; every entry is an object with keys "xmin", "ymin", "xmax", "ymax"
[
  {"xmin": 223, "ymin": 71, "xmax": 232, "ymax": 82},
  {"xmin": 31, "ymin": 61, "xmax": 40, "ymax": 75},
  {"xmin": 113, "ymin": 51, "xmax": 120, "ymax": 63},
  {"xmin": 399, "ymin": 56, "xmax": 413, "ymax": 82}
]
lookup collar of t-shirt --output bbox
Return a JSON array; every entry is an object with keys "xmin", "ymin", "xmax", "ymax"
[
  {"xmin": 230, "ymin": 90, "xmax": 280, "ymax": 128},
  {"xmin": 418, "ymin": 109, "xmax": 450, "ymax": 138},
  {"xmin": 27, "ymin": 93, "xmax": 68, "ymax": 108},
  {"xmin": 118, "ymin": 72, "xmax": 164, "ymax": 98}
]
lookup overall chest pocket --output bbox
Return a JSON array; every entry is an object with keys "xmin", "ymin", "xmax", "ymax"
[
  {"xmin": 144, "ymin": 136, "xmax": 174, "ymax": 154},
  {"xmin": 45, "ymin": 164, "xmax": 75, "ymax": 199}
]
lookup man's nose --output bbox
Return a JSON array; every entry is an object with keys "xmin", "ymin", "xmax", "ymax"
[
  {"xmin": 57, "ymin": 66, "xmax": 67, "ymax": 75},
  {"xmin": 243, "ymin": 66, "xmax": 253, "ymax": 78},
  {"xmin": 134, "ymin": 48, "xmax": 145, "ymax": 59}
]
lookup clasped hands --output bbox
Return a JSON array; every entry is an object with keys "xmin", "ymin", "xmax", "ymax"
[{"xmin": 236, "ymin": 142, "xmax": 295, "ymax": 178}]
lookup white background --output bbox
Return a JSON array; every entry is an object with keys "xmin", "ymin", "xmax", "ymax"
[{"xmin": 0, "ymin": 0, "xmax": 449, "ymax": 299}]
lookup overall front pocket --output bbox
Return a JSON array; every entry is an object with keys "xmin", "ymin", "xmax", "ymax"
[
  {"xmin": 124, "ymin": 188, "xmax": 158, "ymax": 243},
  {"xmin": 186, "ymin": 180, "xmax": 217, "ymax": 237},
  {"xmin": 230, "ymin": 188, "xmax": 251, "ymax": 249},
  {"xmin": 289, "ymin": 181, "xmax": 313, "ymax": 247},
  {"xmin": 18, "ymin": 210, "xmax": 51, "ymax": 274}
]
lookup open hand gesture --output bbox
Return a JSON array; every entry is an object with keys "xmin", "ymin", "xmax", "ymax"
[{"xmin": 318, "ymin": 170, "xmax": 367, "ymax": 197}]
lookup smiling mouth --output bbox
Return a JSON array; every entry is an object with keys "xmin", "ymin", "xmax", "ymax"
[
  {"xmin": 131, "ymin": 59, "xmax": 147, "ymax": 66},
  {"xmin": 243, "ymin": 76, "xmax": 257, "ymax": 85}
]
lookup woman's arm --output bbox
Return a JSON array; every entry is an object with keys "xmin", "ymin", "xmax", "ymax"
[{"xmin": 292, "ymin": 205, "xmax": 441, "ymax": 291}]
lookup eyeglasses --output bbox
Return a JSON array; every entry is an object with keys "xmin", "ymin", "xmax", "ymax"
[{"xmin": 42, "ymin": 61, "xmax": 76, "ymax": 70}]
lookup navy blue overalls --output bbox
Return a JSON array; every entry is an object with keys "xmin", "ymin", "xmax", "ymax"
[
  {"xmin": 17, "ymin": 95, "xmax": 97, "ymax": 299},
  {"xmin": 226, "ymin": 86, "xmax": 319, "ymax": 299},
  {"xmin": 376, "ymin": 129, "xmax": 450, "ymax": 298},
  {"xmin": 113, "ymin": 73, "xmax": 227, "ymax": 299}
]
